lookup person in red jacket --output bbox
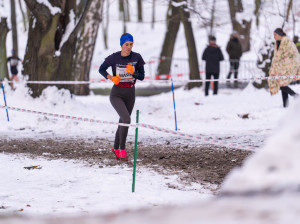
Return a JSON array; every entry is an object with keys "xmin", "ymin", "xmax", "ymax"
[{"xmin": 99, "ymin": 33, "xmax": 145, "ymax": 161}]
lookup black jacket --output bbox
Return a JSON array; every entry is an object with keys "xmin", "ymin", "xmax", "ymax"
[
  {"xmin": 202, "ymin": 44, "xmax": 224, "ymax": 73},
  {"xmin": 226, "ymin": 38, "xmax": 243, "ymax": 59}
]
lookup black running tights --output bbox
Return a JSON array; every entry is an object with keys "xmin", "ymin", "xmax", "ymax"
[
  {"xmin": 280, "ymin": 86, "xmax": 296, "ymax": 107},
  {"xmin": 110, "ymin": 85, "xmax": 135, "ymax": 150}
]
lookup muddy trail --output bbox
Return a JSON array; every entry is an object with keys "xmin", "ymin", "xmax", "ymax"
[{"xmin": 0, "ymin": 137, "xmax": 252, "ymax": 192}]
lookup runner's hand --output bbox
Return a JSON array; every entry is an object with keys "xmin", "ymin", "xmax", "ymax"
[
  {"xmin": 112, "ymin": 76, "xmax": 121, "ymax": 85},
  {"xmin": 126, "ymin": 63, "xmax": 134, "ymax": 75}
]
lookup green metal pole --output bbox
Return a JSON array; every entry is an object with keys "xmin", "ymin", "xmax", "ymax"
[{"xmin": 132, "ymin": 110, "xmax": 139, "ymax": 193}]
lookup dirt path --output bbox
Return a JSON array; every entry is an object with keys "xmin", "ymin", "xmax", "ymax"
[{"xmin": 0, "ymin": 137, "xmax": 252, "ymax": 193}]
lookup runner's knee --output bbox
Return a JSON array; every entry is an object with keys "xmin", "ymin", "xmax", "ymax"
[{"xmin": 122, "ymin": 115, "xmax": 131, "ymax": 124}]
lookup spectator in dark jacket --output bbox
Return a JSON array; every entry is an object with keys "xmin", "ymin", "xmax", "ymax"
[
  {"xmin": 226, "ymin": 33, "xmax": 243, "ymax": 84},
  {"xmin": 202, "ymin": 35, "xmax": 224, "ymax": 96}
]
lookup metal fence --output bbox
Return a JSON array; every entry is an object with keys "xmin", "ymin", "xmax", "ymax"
[{"xmin": 146, "ymin": 57, "xmax": 266, "ymax": 81}]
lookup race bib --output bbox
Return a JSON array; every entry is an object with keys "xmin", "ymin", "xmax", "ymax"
[
  {"xmin": 10, "ymin": 59, "xmax": 19, "ymax": 66},
  {"xmin": 116, "ymin": 66, "xmax": 135, "ymax": 83}
]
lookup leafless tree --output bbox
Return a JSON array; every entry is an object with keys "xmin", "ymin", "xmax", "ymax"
[
  {"xmin": 179, "ymin": 0, "xmax": 200, "ymax": 89},
  {"xmin": 228, "ymin": 0, "xmax": 252, "ymax": 52},
  {"xmin": 23, "ymin": 0, "xmax": 94, "ymax": 97},
  {"xmin": 119, "ymin": 0, "xmax": 129, "ymax": 33},
  {"xmin": 151, "ymin": 0, "xmax": 155, "ymax": 29},
  {"xmin": 73, "ymin": 0, "xmax": 103, "ymax": 95},
  {"xmin": 18, "ymin": 0, "xmax": 28, "ymax": 31},
  {"xmin": 157, "ymin": 1, "xmax": 180, "ymax": 77},
  {"xmin": 137, "ymin": 0, "xmax": 142, "ymax": 22},
  {"xmin": 0, "ymin": 17, "xmax": 9, "ymax": 79},
  {"xmin": 10, "ymin": 0, "xmax": 18, "ymax": 56},
  {"xmin": 157, "ymin": 0, "xmax": 200, "ymax": 89},
  {"xmin": 101, "ymin": 0, "xmax": 109, "ymax": 49}
]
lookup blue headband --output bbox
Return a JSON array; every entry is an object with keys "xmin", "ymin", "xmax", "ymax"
[{"xmin": 120, "ymin": 34, "xmax": 134, "ymax": 46}]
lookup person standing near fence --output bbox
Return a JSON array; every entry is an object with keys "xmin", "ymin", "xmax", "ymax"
[
  {"xmin": 268, "ymin": 28, "xmax": 300, "ymax": 108},
  {"xmin": 202, "ymin": 35, "xmax": 224, "ymax": 96},
  {"xmin": 99, "ymin": 33, "xmax": 145, "ymax": 161},
  {"xmin": 226, "ymin": 33, "xmax": 243, "ymax": 85},
  {"xmin": 7, "ymin": 49, "xmax": 22, "ymax": 89}
]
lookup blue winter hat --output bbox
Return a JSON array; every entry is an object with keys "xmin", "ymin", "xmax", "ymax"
[{"xmin": 120, "ymin": 33, "xmax": 134, "ymax": 47}]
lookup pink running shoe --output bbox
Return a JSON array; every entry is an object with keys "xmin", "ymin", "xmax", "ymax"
[
  {"xmin": 112, "ymin": 147, "xmax": 120, "ymax": 160},
  {"xmin": 119, "ymin": 150, "xmax": 128, "ymax": 161}
]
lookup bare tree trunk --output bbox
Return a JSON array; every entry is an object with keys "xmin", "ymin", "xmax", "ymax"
[
  {"xmin": 0, "ymin": 18, "xmax": 9, "ymax": 80},
  {"xmin": 18, "ymin": 0, "xmax": 27, "ymax": 31},
  {"xmin": 228, "ymin": 0, "xmax": 252, "ymax": 52},
  {"xmin": 23, "ymin": 0, "xmax": 71, "ymax": 97},
  {"xmin": 123, "ymin": 1, "xmax": 127, "ymax": 33},
  {"xmin": 254, "ymin": 0, "xmax": 261, "ymax": 26},
  {"xmin": 209, "ymin": 0, "xmax": 216, "ymax": 36},
  {"xmin": 291, "ymin": 1, "xmax": 296, "ymax": 37},
  {"xmin": 285, "ymin": 0, "xmax": 293, "ymax": 22},
  {"xmin": 73, "ymin": 0, "xmax": 102, "ymax": 95},
  {"xmin": 137, "ymin": 0, "xmax": 142, "ymax": 22},
  {"xmin": 56, "ymin": 0, "xmax": 93, "ymax": 91},
  {"xmin": 119, "ymin": 0, "xmax": 124, "ymax": 20},
  {"xmin": 179, "ymin": 0, "xmax": 200, "ymax": 89},
  {"xmin": 190, "ymin": 0, "xmax": 196, "ymax": 8},
  {"xmin": 151, "ymin": 0, "xmax": 155, "ymax": 29},
  {"xmin": 11, "ymin": 0, "xmax": 19, "ymax": 56},
  {"xmin": 157, "ymin": 0, "xmax": 200, "ymax": 89},
  {"xmin": 125, "ymin": 0, "xmax": 130, "ymax": 22},
  {"xmin": 119, "ymin": 0, "xmax": 127, "ymax": 33},
  {"xmin": 23, "ymin": 0, "xmax": 92, "ymax": 97},
  {"xmin": 102, "ymin": 0, "xmax": 109, "ymax": 49},
  {"xmin": 119, "ymin": 0, "xmax": 129, "ymax": 21},
  {"xmin": 157, "ymin": 1, "xmax": 180, "ymax": 77}
]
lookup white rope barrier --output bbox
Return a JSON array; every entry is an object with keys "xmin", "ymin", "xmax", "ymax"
[
  {"xmin": 4, "ymin": 75, "xmax": 300, "ymax": 85},
  {"xmin": 0, "ymin": 105, "xmax": 255, "ymax": 151}
]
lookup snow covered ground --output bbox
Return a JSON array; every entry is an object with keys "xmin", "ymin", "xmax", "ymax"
[
  {"xmin": 221, "ymin": 98, "xmax": 300, "ymax": 194},
  {"xmin": 0, "ymin": 79, "xmax": 299, "ymax": 216},
  {"xmin": 1, "ymin": 0, "xmax": 300, "ymax": 221},
  {"xmin": 0, "ymin": 153, "xmax": 212, "ymax": 216}
]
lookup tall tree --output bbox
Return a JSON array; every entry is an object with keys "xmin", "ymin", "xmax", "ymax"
[
  {"xmin": 285, "ymin": 0, "xmax": 293, "ymax": 22},
  {"xmin": 23, "ymin": 0, "xmax": 92, "ymax": 97},
  {"xmin": 151, "ymin": 0, "xmax": 155, "ymax": 29},
  {"xmin": 157, "ymin": 0, "xmax": 200, "ymax": 89},
  {"xmin": 0, "ymin": 17, "xmax": 9, "ymax": 80},
  {"xmin": 228, "ymin": 0, "xmax": 252, "ymax": 52},
  {"xmin": 102, "ymin": 0, "xmax": 109, "ymax": 49},
  {"xmin": 119, "ymin": 0, "xmax": 129, "ymax": 33},
  {"xmin": 73, "ymin": 0, "xmax": 102, "ymax": 95},
  {"xmin": 254, "ymin": 0, "xmax": 261, "ymax": 26},
  {"xmin": 157, "ymin": 1, "xmax": 181, "ymax": 77},
  {"xmin": 209, "ymin": 0, "xmax": 217, "ymax": 37},
  {"xmin": 18, "ymin": 0, "xmax": 28, "ymax": 31},
  {"xmin": 178, "ymin": 0, "xmax": 200, "ymax": 89},
  {"xmin": 11, "ymin": 0, "xmax": 18, "ymax": 56},
  {"xmin": 137, "ymin": 0, "xmax": 142, "ymax": 22},
  {"xmin": 125, "ymin": 0, "xmax": 130, "ymax": 22},
  {"xmin": 119, "ymin": 0, "xmax": 124, "ymax": 20}
]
